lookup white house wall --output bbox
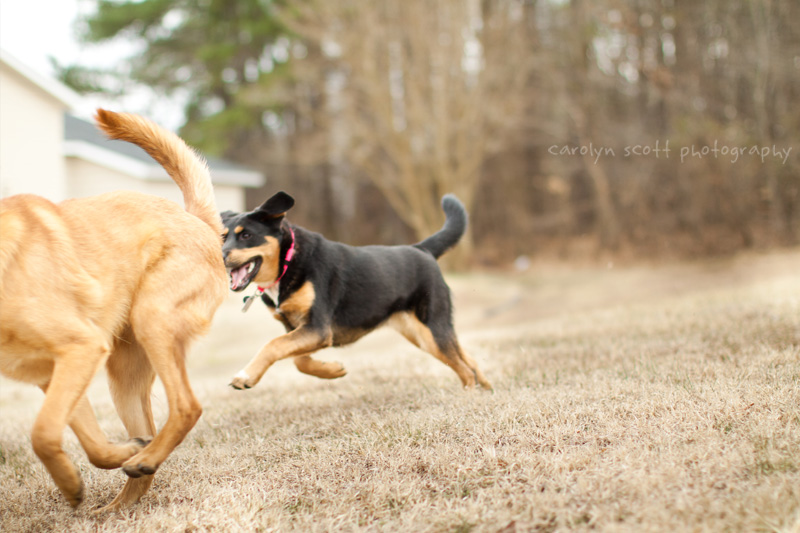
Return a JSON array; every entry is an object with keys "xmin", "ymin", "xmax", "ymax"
[
  {"xmin": 65, "ymin": 157, "xmax": 246, "ymax": 212},
  {"xmin": 213, "ymin": 186, "xmax": 245, "ymax": 212},
  {"xmin": 0, "ymin": 62, "xmax": 67, "ymax": 201}
]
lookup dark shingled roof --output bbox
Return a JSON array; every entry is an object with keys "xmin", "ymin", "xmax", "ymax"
[{"xmin": 64, "ymin": 113, "xmax": 263, "ymax": 180}]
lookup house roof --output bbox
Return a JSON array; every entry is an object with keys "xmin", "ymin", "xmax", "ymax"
[
  {"xmin": 0, "ymin": 49, "xmax": 82, "ymax": 110},
  {"xmin": 63, "ymin": 114, "xmax": 265, "ymax": 187}
]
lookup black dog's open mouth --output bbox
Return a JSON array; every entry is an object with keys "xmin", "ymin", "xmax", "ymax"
[{"xmin": 227, "ymin": 257, "xmax": 262, "ymax": 292}]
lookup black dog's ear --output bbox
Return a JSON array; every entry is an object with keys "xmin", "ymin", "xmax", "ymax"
[
  {"xmin": 220, "ymin": 210, "xmax": 237, "ymax": 225},
  {"xmin": 255, "ymin": 191, "xmax": 295, "ymax": 219}
]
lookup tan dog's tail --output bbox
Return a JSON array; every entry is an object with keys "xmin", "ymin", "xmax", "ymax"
[{"xmin": 94, "ymin": 109, "xmax": 221, "ymax": 234}]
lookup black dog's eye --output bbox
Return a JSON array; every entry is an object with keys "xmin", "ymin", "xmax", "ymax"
[{"xmin": 240, "ymin": 231, "xmax": 251, "ymax": 240}]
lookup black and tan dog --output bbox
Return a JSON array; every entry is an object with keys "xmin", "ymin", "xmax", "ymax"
[
  {"xmin": 0, "ymin": 110, "xmax": 227, "ymax": 511},
  {"xmin": 221, "ymin": 192, "xmax": 491, "ymax": 391}
]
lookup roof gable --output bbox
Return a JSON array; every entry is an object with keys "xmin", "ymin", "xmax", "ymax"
[
  {"xmin": 0, "ymin": 49, "xmax": 81, "ymax": 110},
  {"xmin": 63, "ymin": 114, "xmax": 264, "ymax": 187}
]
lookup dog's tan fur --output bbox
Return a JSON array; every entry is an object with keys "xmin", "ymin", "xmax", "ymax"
[{"xmin": 0, "ymin": 109, "xmax": 227, "ymax": 511}]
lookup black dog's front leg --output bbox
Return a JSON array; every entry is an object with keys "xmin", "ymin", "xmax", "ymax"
[{"xmin": 230, "ymin": 325, "xmax": 332, "ymax": 389}]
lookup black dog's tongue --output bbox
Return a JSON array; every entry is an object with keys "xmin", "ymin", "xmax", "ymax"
[{"xmin": 230, "ymin": 265, "xmax": 249, "ymax": 290}]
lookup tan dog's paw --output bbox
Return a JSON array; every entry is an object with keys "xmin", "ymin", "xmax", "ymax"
[
  {"xmin": 88, "ymin": 437, "xmax": 153, "ymax": 470},
  {"xmin": 229, "ymin": 370, "xmax": 255, "ymax": 390},
  {"xmin": 122, "ymin": 437, "xmax": 151, "ymax": 458},
  {"xmin": 129, "ymin": 437, "xmax": 152, "ymax": 449},
  {"xmin": 65, "ymin": 480, "xmax": 85, "ymax": 508},
  {"xmin": 121, "ymin": 453, "xmax": 158, "ymax": 478}
]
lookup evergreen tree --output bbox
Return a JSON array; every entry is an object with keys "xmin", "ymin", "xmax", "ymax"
[{"xmin": 59, "ymin": 0, "xmax": 290, "ymax": 156}]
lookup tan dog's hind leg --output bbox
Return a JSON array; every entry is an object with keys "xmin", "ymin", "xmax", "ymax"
[
  {"xmin": 116, "ymin": 255, "xmax": 223, "ymax": 480},
  {"xmin": 293, "ymin": 354, "xmax": 347, "ymax": 379},
  {"xmin": 231, "ymin": 326, "xmax": 332, "ymax": 389},
  {"xmin": 66, "ymin": 396, "xmax": 148, "ymax": 469},
  {"xmin": 119, "ymin": 337, "xmax": 201, "ymax": 479},
  {"xmin": 95, "ymin": 336, "xmax": 158, "ymax": 513},
  {"xmin": 32, "ymin": 337, "xmax": 110, "ymax": 508},
  {"xmin": 35, "ymin": 389, "xmax": 145, "ymax": 472}
]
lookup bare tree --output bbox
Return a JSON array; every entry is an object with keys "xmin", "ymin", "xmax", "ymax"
[
  {"xmin": 282, "ymin": 0, "xmax": 532, "ymax": 262},
  {"xmin": 68, "ymin": 0, "xmax": 800, "ymax": 263}
]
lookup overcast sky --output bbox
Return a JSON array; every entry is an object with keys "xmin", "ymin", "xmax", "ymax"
[
  {"xmin": 0, "ymin": 0, "xmax": 184, "ymax": 128},
  {"xmin": 1, "ymin": 0, "xmax": 94, "ymax": 80}
]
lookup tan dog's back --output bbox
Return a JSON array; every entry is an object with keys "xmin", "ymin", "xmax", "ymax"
[{"xmin": 0, "ymin": 191, "xmax": 221, "ymax": 384}]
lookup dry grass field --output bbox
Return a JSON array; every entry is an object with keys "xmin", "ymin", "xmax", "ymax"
[{"xmin": 2, "ymin": 249, "xmax": 799, "ymax": 532}]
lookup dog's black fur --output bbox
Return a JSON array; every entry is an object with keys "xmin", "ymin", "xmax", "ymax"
[{"xmin": 220, "ymin": 192, "xmax": 491, "ymax": 390}]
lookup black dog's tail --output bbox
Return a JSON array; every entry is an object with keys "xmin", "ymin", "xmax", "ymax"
[{"xmin": 414, "ymin": 194, "xmax": 467, "ymax": 259}]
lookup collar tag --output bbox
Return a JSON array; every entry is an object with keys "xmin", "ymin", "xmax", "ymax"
[
  {"xmin": 241, "ymin": 228, "xmax": 295, "ymax": 313},
  {"xmin": 241, "ymin": 286, "xmax": 265, "ymax": 313}
]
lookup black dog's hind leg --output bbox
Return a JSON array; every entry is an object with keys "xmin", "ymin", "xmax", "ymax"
[
  {"xmin": 448, "ymin": 339, "xmax": 492, "ymax": 390},
  {"xmin": 389, "ymin": 312, "xmax": 492, "ymax": 390},
  {"xmin": 293, "ymin": 354, "xmax": 347, "ymax": 379}
]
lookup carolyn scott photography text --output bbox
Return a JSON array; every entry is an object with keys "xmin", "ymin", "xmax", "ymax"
[{"xmin": 549, "ymin": 140, "xmax": 794, "ymax": 165}]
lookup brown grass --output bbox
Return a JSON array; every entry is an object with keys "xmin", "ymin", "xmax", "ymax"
[{"xmin": 2, "ymin": 250, "xmax": 800, "ymax": 532}]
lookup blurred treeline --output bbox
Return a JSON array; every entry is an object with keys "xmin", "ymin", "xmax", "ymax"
[{"xmin": 61, "ymin": 0, "xmax": 800, "ymax": 265}]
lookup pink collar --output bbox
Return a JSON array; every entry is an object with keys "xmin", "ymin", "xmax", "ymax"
[{"xmin": 259, "ymin": 227, "xmax": 296, "ymax": 291}]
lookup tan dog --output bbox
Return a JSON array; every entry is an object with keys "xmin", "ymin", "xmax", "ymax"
[{"xmin": 0, "ymin": 109, "xmax": 227, "ymax": 511}]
